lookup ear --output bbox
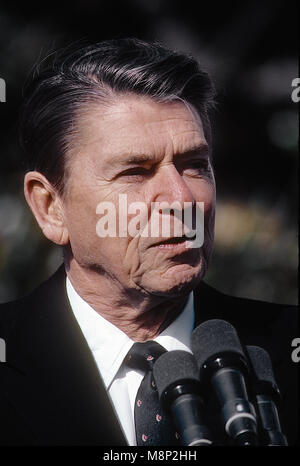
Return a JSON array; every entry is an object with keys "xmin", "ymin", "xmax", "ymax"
[{"xmin": 24, "ymin": 171, "xmax": 69, "ymax": 245}]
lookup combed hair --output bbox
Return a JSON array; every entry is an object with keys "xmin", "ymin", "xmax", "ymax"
[{"xmin": 19, "ymin": 37, "xmax": 216, "ymax": 194}]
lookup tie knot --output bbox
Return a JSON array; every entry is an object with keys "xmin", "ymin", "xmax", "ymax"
[{"xmin": 125, "ymin": 341, "xmax": 167, "ymax": 372}]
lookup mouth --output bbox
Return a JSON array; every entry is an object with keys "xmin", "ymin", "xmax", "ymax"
[{"xmin": 151, "ymin": 235, "xmax": 196, "ymax": 249}]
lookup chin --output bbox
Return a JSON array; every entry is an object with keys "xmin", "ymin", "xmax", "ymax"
[{"xmin": 145, "ymin": 264, "xmax": 205, "ymax": 298}]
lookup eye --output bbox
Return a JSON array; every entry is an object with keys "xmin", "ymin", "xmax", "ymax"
[
  {"xmin": 181, "ymin": 159, "xmax": 211, "ymax": 176},
  {"xmin": 118, "ymin": 166, "xmax": 152, "ymax": 181}
]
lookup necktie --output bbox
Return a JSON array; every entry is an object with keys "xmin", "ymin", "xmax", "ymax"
[{"xmin": 125, "ymin": 340, "xmax": 180, "ymax": 446}]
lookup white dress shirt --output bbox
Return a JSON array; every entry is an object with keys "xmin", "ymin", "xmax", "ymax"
[{"xmin": 66, "ymin": 277, "xmax": 195, "ymax": 446}]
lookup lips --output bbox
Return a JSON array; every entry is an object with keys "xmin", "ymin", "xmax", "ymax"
[{"xmin": 151, "ymin": 235, "xmax": 195, "ymax": 247}]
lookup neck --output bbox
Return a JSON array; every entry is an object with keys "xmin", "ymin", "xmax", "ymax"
[{"xmin": 65, "ymin": 258, "xmax": 189, "ymax": 342}]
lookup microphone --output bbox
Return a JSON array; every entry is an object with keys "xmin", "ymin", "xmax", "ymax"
[
  {"xmin": 152, "ymin": 349, "xmax": 213, "ymax": 446},
  {"xmin": 191, "ymin": 319, "xmax": 259, "ymax": 446},
  {"xmin": 245, "ymin": 345, "xmax": 288, "ymax": 446}
]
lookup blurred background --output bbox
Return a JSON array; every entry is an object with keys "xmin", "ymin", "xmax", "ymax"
[{"xmin": 0, "ymin": 0, "xmax": 298, "ymax": 304}]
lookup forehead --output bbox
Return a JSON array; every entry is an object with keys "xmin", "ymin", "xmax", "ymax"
[{"xmin": 73, "ymin": 94, "xmax": 208, "ymax": 164}]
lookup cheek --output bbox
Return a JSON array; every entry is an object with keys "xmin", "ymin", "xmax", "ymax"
[
  {"xmin": 63, "ymin": 190, "xmax": 102, "ymax": 259},
  {"xmin": 191, "ymin": 179, "xmax": 216, "ymax": 212},
  {"xmin": 192, "ymin": 181, "xmax": 216, "ymax": 246},
  {"xmin": 203, "ymin": 187, "xmax": 216, "ymax": 232}
]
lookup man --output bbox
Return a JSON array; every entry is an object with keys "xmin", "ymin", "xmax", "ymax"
[{"xmin": 0, "ymin": 38, "xmax": 297, "ymax": 446}]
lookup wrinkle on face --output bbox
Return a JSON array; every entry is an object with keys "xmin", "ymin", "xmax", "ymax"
[{"xmin": 63, "ymin": 94, "xmax": 216, "ymax": 319}]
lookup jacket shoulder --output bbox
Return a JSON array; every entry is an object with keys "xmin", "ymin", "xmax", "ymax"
[
  {"xmin": 0, "ymin": 265, "xmax": 66, "ymax": 340},
  {"xmin": 0, "ymin": 297, "xmax": 26, "ymax": 340},
  {"xmin": 195, "ymin": 281, "xmax": 297, "ymax": 327}
]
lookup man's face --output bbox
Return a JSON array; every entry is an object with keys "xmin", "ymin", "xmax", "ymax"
[{"xmin": 62, "ymin": 94, "xmax": 216, "ymax": 297}]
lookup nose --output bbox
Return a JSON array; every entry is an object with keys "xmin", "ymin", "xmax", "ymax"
[{"xmin": 150, "ymin": 163, "xmax": 195, "ymax": 206}]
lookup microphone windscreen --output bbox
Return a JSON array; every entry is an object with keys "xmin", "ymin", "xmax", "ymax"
[
  {"xmin": 153, "ymin": 350, "xmax": 199, "ymax": 399},
  {"xmin": 246, "ymin": 345, "xmax": 277, "ymax": 388},
  {"xmin": 191, "ymin": 319, "xmax": 245, "ymax": 370}
]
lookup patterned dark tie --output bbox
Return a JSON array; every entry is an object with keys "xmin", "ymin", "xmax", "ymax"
[{"xmin": 124, "ymin": 341, "xmax": 180, "ymax": 446}]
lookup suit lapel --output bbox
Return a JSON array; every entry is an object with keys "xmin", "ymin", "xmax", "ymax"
[{"xmin": 3, "ymin": 265, "xmax": 127, "ymax": 445}]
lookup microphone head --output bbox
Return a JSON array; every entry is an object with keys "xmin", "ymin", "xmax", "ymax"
[
  {"xmin": 153, "ymin": 350, "xmax": 200, "ymax": 400},
  {"xmin": 245, "ymin": 345, "xmax": 281, "ymax": 399},
  {"xmin": 191, "ymin": 319, "xmax": 246, "ymax": 374}
]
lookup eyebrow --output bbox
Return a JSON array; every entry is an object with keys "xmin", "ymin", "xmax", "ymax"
[{"xmin": 106, "ymin": 144, "xmax": 209, "ymax": 169}]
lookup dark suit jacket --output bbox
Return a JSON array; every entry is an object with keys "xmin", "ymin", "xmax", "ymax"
[{"xmin": 0, "ymin": 265, "xmax": 298, "ymax": 446}]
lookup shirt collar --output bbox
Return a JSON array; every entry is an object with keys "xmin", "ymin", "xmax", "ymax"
[{"xmin": 66, "ymin": 276, "xmax": 194, "ymax": 389}]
